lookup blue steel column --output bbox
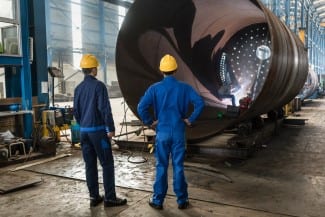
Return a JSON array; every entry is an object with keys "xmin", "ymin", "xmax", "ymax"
[
  {"xmin": 273, "ymin": 0, "xmax": 278, "ymax": 18},
  {"xmin": 316, "ymin": 28, "xmax": 320, "ymax": 75},
  {"xmin": 46, "ymin": 0, "xmax": 52, "ymax": 66},
  {"xmin": 320, "ymin": 30, "xmax": 322, "ymax": 76},
  {"xmin": 307, "ymin": 7, "xmax": 311, "ymax": 62},
  {"xmin": 301, "ymin": 0, "xmax": 305, "ymax": 31},
  {"xmin": 313, "ymin": 17, "xmax": 316, "ymax": 69},
  {"xmin": 316, "ymin": 33, "xmax": 319, "ymax": 75},
  {"xmin": 285, "ymin": 0, "xmax": 290, "ymax": 27},
  {"xmin": 317, "ymin": 28, "xmax": 321, "ymax": 79},
  {"xmin": 309, "ymin": 11, "xmax": 312, "ymax": 66},
  {"xmin": 320, "ymin": 31, "xmax": 325, "ymax": 76},
  {"xmin": 32, "ymin": 0, "xmax": 49, "ymax": 105},
  {"xmin": 312, "ymin": 14, "xmax": 316, "ymax": 69},
  {"xmin": 20, "ymin": 0, "xmax": 33, "ymax": 138},
  {"xmin": 294, "ymin": 0, "xmax": 298, "ymax": 33}
]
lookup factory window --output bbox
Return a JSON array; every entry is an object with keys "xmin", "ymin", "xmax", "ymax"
[{"xmin": 0, "ymin": 0, "xmax": 20, "ymax": 56}]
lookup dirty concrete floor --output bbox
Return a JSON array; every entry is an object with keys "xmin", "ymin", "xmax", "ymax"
[{"xmin": 0, "ymin": 98, "xmax": 325, "ymax": 217}]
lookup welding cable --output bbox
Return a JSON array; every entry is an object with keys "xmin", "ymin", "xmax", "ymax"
[
  {"xmin": 127, "ymin": 124, "xmax": 148, "ymax": 164},
  {"xmin": 117, "ymin": 125, "xmax": 148, "ymax": 164},
  {"xmin": 114, "ymin": 100, "xmax": 148, "ymax": 164}
]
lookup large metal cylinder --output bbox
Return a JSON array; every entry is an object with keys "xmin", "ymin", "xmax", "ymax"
[
  {"xmin": 299, "ymin": 66, "xmax": 319, "ymax": 100},
  {"xmin": 116, "ymin": 0, "xmax": 308, "ymax": 141}
]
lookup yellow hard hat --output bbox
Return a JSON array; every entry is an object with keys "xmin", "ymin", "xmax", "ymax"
[
  {"xmin": 159, "ymin": 54, "xmax": 178, "ymax": 72},
  {"xmin": 80, "ymin": 54, "xmax": 99, "ymax": 68}
]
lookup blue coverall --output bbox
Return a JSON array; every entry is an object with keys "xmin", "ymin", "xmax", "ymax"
[
  {"xmin": 73, "ymin": 75, "xmax": 116, "ymax": 201},
  {"xmin": 137, "ymin": 75, "xmax": 204, "ymax": 206}
]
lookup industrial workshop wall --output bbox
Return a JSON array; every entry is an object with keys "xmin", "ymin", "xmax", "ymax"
[{"xmin": 46, "ymin": 0, "xmax": 131, "ymax": 103}]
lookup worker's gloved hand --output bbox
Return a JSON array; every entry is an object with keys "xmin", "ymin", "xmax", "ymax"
[{"xmin": 107, "ymin": 131, "xmax": 115, "ymax": 138}]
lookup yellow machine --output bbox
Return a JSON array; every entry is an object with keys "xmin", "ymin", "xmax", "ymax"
[
  {"xmin": 41, "ymin": 110, "xmax": 69, "ymax": 142},
  {"xmin": 283, "ymin": 100, "xmax": 294, "ymax": 116}
]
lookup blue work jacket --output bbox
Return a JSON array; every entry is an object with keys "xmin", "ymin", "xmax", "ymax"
[
  {"xmin": 73, "ymin": 75, "xmax": 115, "ymax": 133},
  {"xmin": 137, "ymin": 76, "xmax": 204, "ymax": 133}
]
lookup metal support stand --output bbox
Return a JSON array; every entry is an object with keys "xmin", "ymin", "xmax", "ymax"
[{"xmin": 9, "ymin": 141, "xmax": 26, "ymax": 158}]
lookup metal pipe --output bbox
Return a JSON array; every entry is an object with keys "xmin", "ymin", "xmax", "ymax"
[{"xmin": 116, "ymin": 0, "xmax": 308, "ymax": 141}]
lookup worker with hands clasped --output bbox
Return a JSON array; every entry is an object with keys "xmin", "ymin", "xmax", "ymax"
[
  {"xmin": 73, "ymin": 54, "xmax": 127, "ymax": 208},
  {"xmin": 137, "ymin": 54, "xmax": 205, "ymax": 210}
]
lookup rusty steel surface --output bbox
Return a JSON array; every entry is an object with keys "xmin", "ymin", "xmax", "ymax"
[{"xmin": 116, "ymin": 0, "xmax": 308, "ymax": 141}]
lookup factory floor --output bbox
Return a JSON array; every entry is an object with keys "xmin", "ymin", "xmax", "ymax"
[{"xmin": 0, "ymin": 98, "xmax": 325, "ymax": 217}]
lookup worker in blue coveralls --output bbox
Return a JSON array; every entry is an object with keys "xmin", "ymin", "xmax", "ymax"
[
  {"xmin": 137, "ymin": 54, "xmax": 205, "ymax": 210},
  {"xmin": 73, "ymin": 54, "xmax": 127, "ymax": 208}
]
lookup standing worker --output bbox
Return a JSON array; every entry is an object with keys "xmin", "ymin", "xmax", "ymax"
[
  {"xmin": 73, "ymin": 54, "xmax": 127, "ymax": 208},
  {"xmin": 137, "ymin": 54, "xmax": 204, "ymax": 210}
]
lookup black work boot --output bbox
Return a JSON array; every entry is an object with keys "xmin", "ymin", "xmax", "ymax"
[
  {"xmin": 148, "ymin": 198, "xmax": 163, "ymax": 210},
  {"xmin": 90, "ymin": 195, "xmax": 104, "ymax": 207},
  {"xmin": 104, "ymin": 197, "xmax": 127, "ymax": 207},
  {"xmin": 178, "ymin": 201, "xmax": 189, "ymax": 209}
]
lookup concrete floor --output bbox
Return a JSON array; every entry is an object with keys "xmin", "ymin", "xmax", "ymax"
[{"xmin": 0, "ymin": 98, "xmax": 325, "ymax": 217}]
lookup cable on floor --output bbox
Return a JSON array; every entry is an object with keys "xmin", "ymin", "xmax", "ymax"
[{"xmin": 114, "ymin": 100, "xmax": 149, "ymax": 164}]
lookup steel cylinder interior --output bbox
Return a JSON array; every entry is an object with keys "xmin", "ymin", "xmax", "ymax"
[
  {"xmin": 216, "ymin": 23, "xmax": 271, "ymax": 106},
  {"xmin": 116, "ymin": 0, "xmax": 308, "ymax": 141}
]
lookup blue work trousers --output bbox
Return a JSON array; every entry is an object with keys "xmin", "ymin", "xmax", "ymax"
[
  {"xmin": 80, "ymin": 130, "xmax": 116, "ymax": 201},
  {"xmin": 152, "ymin": 130, "xmax": 188, "ymax": 205}
]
